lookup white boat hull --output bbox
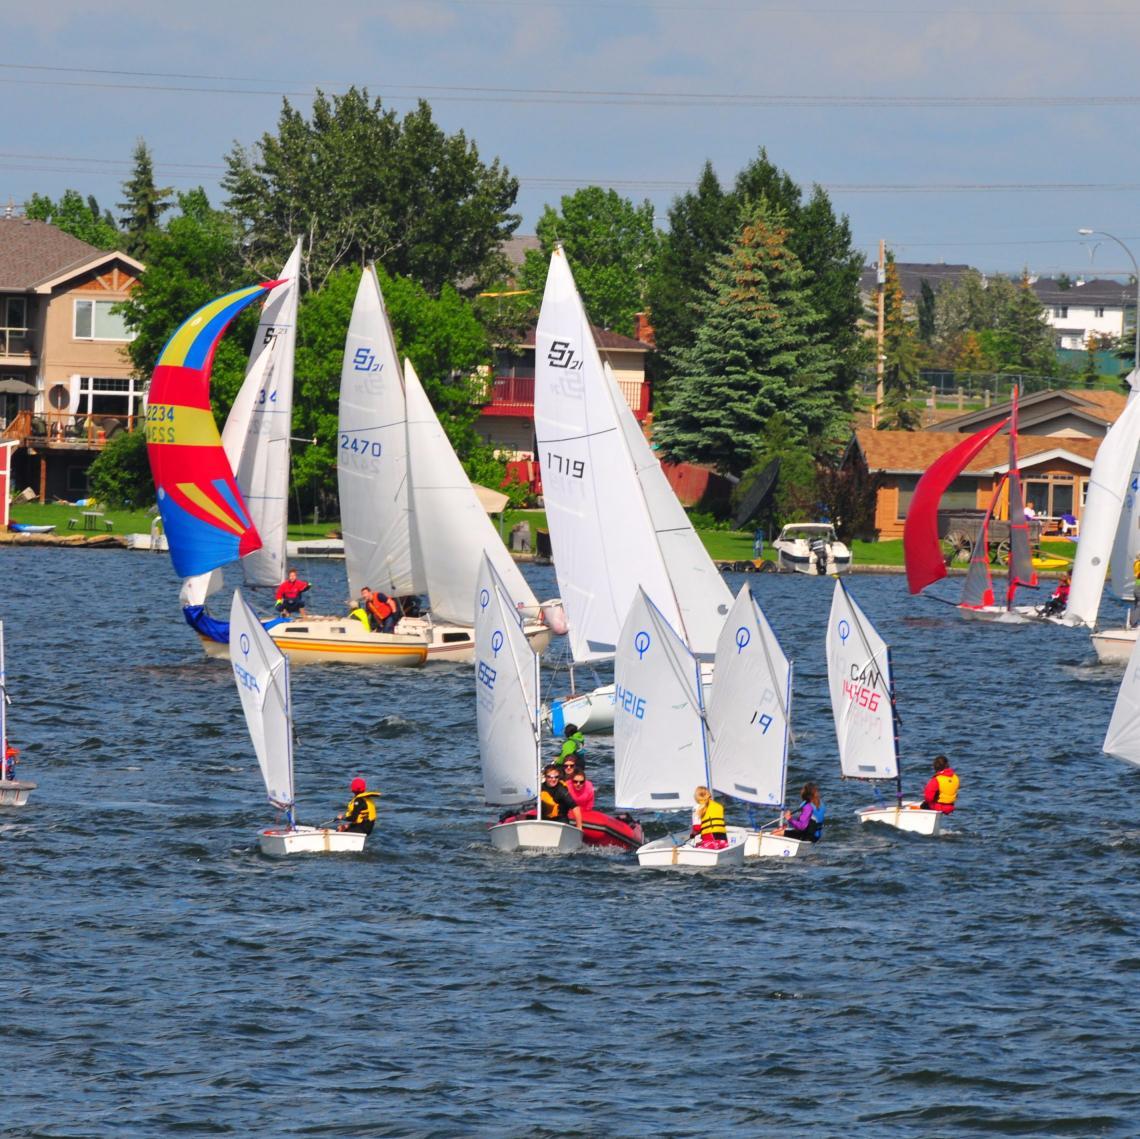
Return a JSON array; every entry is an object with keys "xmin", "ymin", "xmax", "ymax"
[
  {"xmin": 398, "ymin": 615, "xmax": 551, "ymax": 664},
  {"xmin": 958, "ymin": 605, "xmax": 1030, "ymax": 622},
  {"xmin": 489, "ymin": 818, "xmax": 584, "ymax": 852},
  {"xmin": 0, "ymin": 779, "xmax": 36, "ymax": 807},
  {"xmin": 1091, "ymin": 626, "xmax": 1136, "ymax": 665},
  {"xmin": 258, "ymin": 825, "xmax": 368, "ymax": 856},
  {"xmin": 202, "ymin": 617, "xmax": 429, "ymax": 667},
  {"xmin": 726, "ymin": 826, "xmax": 806, "ymax": 858},
  {"xmin": 636, "ymin": 831, "xmax": 747, "ymax": 868},
  {"xmin": 776, "ymin": 550, "xmax": 852, "ymax": 576},
  {"xmin": 857, "ymin": 801, "xmax": 945, "ymax": 835}
]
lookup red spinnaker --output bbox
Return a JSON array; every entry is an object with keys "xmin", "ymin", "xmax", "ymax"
[{"xmin": 903, "ymin": 418, "xmax": 1010, "ymax": 595}]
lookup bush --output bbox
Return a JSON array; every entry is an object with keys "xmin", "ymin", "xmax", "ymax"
[{"xmin": 87, "ymin": 428, "xmax": 154, "ymax": 509}]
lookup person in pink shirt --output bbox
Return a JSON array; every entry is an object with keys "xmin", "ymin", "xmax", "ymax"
[{"xmin": 564, "ymin": 766, "xmax": 595, "ymax": 812}]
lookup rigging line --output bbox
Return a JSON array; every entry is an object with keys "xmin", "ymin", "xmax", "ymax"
[{"xmin": 536, "ymin": 426, "xmax": 618, "ymax": 445}]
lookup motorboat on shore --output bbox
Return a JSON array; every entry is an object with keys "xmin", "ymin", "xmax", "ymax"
[{"xmin": 772, "ymin": 523, "xmax": 852, "ymax": 576}]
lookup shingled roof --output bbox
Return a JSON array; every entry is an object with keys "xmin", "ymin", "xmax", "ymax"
[
  {"xmin": 0, "ymin": 217, "xmax": 114, "ymax": 291},
  {"xmin": 859, "ymin": 261, "xmax": 976, "ymax": 302},
  {"xmin": 517, "ymin": 323, "xmax": 650, "ymax": 351},
  {"xmin": 854, "ymin": 428, "xmax": 1100, "ymax": 474},
  {"xmin": 1033, "ymin": 277, "xmax": 1136, "ymax": 308}
]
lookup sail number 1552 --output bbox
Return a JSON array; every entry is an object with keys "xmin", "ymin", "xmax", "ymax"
[{"xmin": 545, "ymin": 452, "xmax": 584, "ymax": 479}]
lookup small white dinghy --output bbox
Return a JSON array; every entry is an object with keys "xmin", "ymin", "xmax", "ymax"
[
  {"xmin": 477, "ymin": 554, "xmax": 583, "ymax": 853},
  {"xmin": 708, "ymin": 585, "xmax": 805, "ymax": 858},
  {"xmin": 827, "ymin": 580, "xmax": 943, "ymax": 837},
  {"xmin": 229, "ymin": 590, "xmax": 367, "ymax": 857},
  {"xmin": 0, "ymin": 620, "xmax": 35, "ymax": 807},
  {"xmin": 616, "ymin": 588, "xmax": 745, "ymax": 868}
]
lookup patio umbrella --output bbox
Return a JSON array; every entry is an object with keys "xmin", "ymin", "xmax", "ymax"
[{"xmin": 0, "ymin": 379, "xmax": 36, "ymax": 395}]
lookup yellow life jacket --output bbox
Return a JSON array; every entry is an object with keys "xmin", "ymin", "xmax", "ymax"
[
  {"xmin": 935, "ymin": 770, "xmax": 960, "ymax": 805},
  {"xmin": 698, "ymin": 798, "xmax": 726, "ymax": 837},
  {"xmin": 349, "ymin": 607, "xmax": 370, "ymax": 631},
  {"xmin": 345, "ymin": 790, "xmax": 381, "ymax": 824}
]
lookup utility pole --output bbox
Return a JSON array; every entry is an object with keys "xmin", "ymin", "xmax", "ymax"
[{"xmin": 873, "ymin": 238, "xmax": 886, "ymax": 428}]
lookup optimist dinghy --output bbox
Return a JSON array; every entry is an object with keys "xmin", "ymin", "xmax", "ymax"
[
  {"xmin": 0, "ymin": 620, "xmax": 35, "ymax": 807},
  {"xmin": 827, "ymin": 579, "xmax": 943, "ymax": 836},
  {"xmin": 229, "ymin": 590, "xmax": 367, "ymax": 856}
]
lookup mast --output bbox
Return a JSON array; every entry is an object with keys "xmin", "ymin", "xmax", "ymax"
[
  {"xmin": 0, "ymin": 621, "xmax": 8, "ymax": 781},
  {"xmin": 1004, "ymin": 383, "xmax": 1038, "ymax": 609}
]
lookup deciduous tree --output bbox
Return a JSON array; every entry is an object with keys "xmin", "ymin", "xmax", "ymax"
[{"xmin": 24, "ymin": 190, "xmax": 121, "ymax": 249}]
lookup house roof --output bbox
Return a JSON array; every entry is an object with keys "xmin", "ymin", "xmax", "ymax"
[
  {"xmin": 853, "ymin": 428, "xmax": 1100, "ymax": 475},
  {"xmin": 517, "ymin": 323, "xmax": 650, "ymax": 352},
  {"xmin": 858, "ymin": 261, "xmax": 976, "ymax": 302},
  {"xmin": 0, "ymin": 217, "xmax": 141, "ymax": 291},
  {"xmin": 1033, "ymin": 277, "xmax": 1136, "ymax": 308},
  {"xmin": 928, "ymin": 388, "xmax": 1126, "ymax": 433},
  {"xmin": 503, "ymin": 234, "xmax": 541, "ymax": 268}
]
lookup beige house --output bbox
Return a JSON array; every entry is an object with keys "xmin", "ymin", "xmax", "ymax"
[{"xmin": 0, "ymin": 215, "xmax": 143, "ymax": 501}]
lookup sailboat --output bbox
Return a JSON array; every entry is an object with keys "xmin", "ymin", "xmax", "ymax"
[
  {"xmin": 272, "ymin": 266, "xmax": 552, "ymax": 664},
  {"xmin": 827, "ymin": 579, "xmax": 942, "ymax": 835},
  {"xmin": 229, "ymin": 589, "xmax": 367, "ymax": 856},
  {"xmin": 616, "ymin": 588, "xmax": 746, "ymax": 868},
  {"xmin": 478, "ymin": 554, "xmax": 582, "ymax": 853},
  {"xmin": 534, "ymin": 246, "xmax": 732, "ymax": 734},
  {"xmin": 1103, "ymin": 619, "xmax": 1140, "ymax": 766},
  {"xmin": 147, "ymin": 272, "xmax": 428, "ymax": 669},
  {"xmin": 709, "ymin": 585, "xmax": 802, "ymax": 858},
  {"xmin": 0, "ymin": 620, "xmax": 35, "ymax": 807}
]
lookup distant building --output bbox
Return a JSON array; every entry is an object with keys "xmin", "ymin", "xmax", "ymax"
[
  {"xmin": 1032, "ymin": 276, "xmax": 1135, "ymax": 350},
  {"xmin": 0, "ymin": 213, "xmax": 143, "ymax": 502},
  {"xmin": 858, "ymin": 261, "xmax": 976, "ymax": 313}
]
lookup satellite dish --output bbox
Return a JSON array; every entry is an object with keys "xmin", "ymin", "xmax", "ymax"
[
  {"xmin": 48, "ymin": 383, "xmax": 70, "ymax": 410},
  {"xmin": 732, "ymin": 458, "xmax": 780, "ymax": 530}
]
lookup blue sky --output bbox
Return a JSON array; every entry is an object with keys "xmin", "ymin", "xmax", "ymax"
[{"xmin": 4, "ymin": 0, "xmax": 1140, "ymax": 278}]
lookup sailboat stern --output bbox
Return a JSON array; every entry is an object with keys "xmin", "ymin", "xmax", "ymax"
[
  {"xmin": 856, "ymin": 801, "xmax": 944, "ymax": 835},
  {"xmin": 489, "ymin": 818, "xmax": 584, "ymax": 853},
  {"xmin": 258, "ymin": 825, "xmax": 368, "ymax": 857},
  {"xmin": 0, "ymin": 780, "xmax": 36, "ymax": 807},
  {"xmin": 635, "ymin": 831, "xmax": 747, "ymax": 868}
]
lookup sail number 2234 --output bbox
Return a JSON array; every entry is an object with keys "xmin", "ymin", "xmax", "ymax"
[{"xmin": 145, "ymin": 403, "xmax": 177, "ymax": 444}]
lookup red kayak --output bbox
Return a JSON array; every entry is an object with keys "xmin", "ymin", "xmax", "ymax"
[{"xmin": 496, "ymin": 808, "xmax": 644, "ymax": 851}]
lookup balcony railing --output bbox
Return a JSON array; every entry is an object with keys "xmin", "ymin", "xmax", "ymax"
[
  {"xmin": 481, "ymin": 371, "xmax": 651, "ymax": 420},
  {"xmin": 0, "ymin": 325, "xmax": 34, "ymax": 360},
  {"xmin": 2, "ymin": 410, "xmax": 135, "ymax": 448}
]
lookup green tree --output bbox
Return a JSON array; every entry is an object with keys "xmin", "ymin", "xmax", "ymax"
[
  {"xmin": 878, "ymin": 253, "xmax": 923, "ymax": 429},
  {"xmin": 517, "ymin": 187, "xmax": 659, "ymax": 337},
  {"xmin": 999, "ymin": 270, "xmax": 1056, "ymax": 376},
  {"xmin": 933, "ymin": 269, "xmax": 1016, "ymax": 342},
  {"xmin": 117, "ymin": 138, "xmax": 173, "ymax": 260},
  {"xmin": 735, "ymin": 414, "xmax": 818, "ymax": 530},
  {"xmin": 222, "ymin": 89, "xmax": 519, "ymax": 295},
  {"xmin": 87, "ymin": 429, "xmax": 154, "ymax": 508},
  {"xmin": 917, "ymin": 279, "xmax": 937, "ymax": 343},
  {"xmin": 654, "ymin": 202, "xmax": 842, "ymax": 477},
  {"xmin": 24, "ymin": 190, "xmax": 121, "ymax": 249},
  {"xmin": 1082, "ymin": 346, "xmax": 1101, "ymax": 389}
]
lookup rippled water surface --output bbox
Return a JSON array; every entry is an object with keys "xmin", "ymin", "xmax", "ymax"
[{"xmin": 3, "ymin": 548, "xmax": 1139, "ymax": 1137}]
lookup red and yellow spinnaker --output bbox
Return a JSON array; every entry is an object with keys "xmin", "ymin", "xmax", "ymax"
[{"xmin": 146, "ymin": 282, "xmax": 282, "ymax": 578}]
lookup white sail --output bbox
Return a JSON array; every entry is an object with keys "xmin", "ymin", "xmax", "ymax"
[
  {"xmin": 1108, "ymin": 378, "xmax": 1140, "ymax": 600},
  {"xmin": 179, "ymin": 571, "xmax": 223, "ymax": 609},
  {"xmin": 535, "ymin": 247, "xmax": 682, "ymax": 662},
  {"xmin": 474, "ymin": 553, "xmax": 540, "ymax": 806},
  {"xmin": 1067, "ymin": 385, "xmax": 1140, "ymax": 626},
  {"xmin": 613, "ymin": 587, "xmax": 708, "ymax": 810},
  {"xmin": 222, "ymin": 240, "xmax": 301, "ymax": 587},
  {"xmin": 605, "ymin": 362, "xmax": 733, "ymax": 654},
  {"xmin": 229, "ymin": 590, "xmax": 294, "ymax": 812},
  {"xmin": 1105, "ymin": 615, "xmax": 1140, "ymax": 766},
  {"xmin": 707, "ymin": 585, "xmax": 791, "ymax": 807},
  {"xmin": 338, "ymin": 266, "xmax": 424, "ymax": 600},
  {"xmin": 826, "ymin": 580, "xmax": 898, "ymax": 781},
  {"xmin": 405, "ymin": 360, "xmax": 538, "ymax": 625}
]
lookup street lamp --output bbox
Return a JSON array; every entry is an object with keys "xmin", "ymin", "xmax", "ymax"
[{"xmin": 1078, "ymin": 227, "xmax": 1140, "ymax": 373}]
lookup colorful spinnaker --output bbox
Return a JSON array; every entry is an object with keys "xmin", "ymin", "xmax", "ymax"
[{"xmin": 146, "ymin": 283, "xmax": 280, "ymax": 577}]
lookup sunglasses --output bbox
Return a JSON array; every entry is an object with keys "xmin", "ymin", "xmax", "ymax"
[{"xmin": 572, "ymin": 778, "xmax": 586, "ymax": 786}]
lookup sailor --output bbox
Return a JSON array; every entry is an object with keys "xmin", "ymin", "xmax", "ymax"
[
  {"xmin": 363, "ymin": 587, "xmax": 399, "ymax": 634},
  {"xmin": 539, "ymin": 764, "xmax": 582, "ymax": 828},
  {"xmin": 565, "ymin": 765, "xmax": 595, "ymax": 812},
  {"xmin": 337, "ymin": 776, "xmax": 381, "ymax": 835},
  {"xmin": 921, "ymin": 755, "xmax": 960, "ymax": 814},
  {"xmin": 2, "ymin": 743, "xmax": 18, "ymax": 781},
  {"xmin": 777, "ymin": 782, "xmax": 825, "ymax": 842},
  {"xmin": 274, "ymin": 567, "xmax": 311, "ymax": 617},
  {"xmin": 691, "ymin": 785, "xmax": 728, "ymax": 848},
  {"xmin": 558, "ymin": 723, "xmax": 585, "ymax": 766},
  {"xmin": 1040, "ymin": 572, "xmax": 1070, "ymax": 618}
]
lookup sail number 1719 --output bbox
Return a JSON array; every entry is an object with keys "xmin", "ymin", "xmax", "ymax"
[{"xmin": 545, "ymin": 452, "xmax": 584, "ymax": 479}]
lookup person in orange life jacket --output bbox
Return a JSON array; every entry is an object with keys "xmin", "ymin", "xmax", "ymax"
[
  {"xmin": 2, "ymin": 743, "xmax": 18, "ymax": 781},
  {"xmin": 359, "ymin": 586, "xmax": 399, "ymax": 634},
  {"xmin": 922, "ymin": 755, "xmax": 960, "ymax": 814},
  {"xmin": 775, "ymin": 782, "xmax": 825, "ymax": 842},
  {"xmin": 540, "ymin": 764, "xmax": 582, "ymax": 828},
  {"xmin": 337, "ymin": 777, "xmax": 381, "ymax": 834},
  {"xmin": 275, "ymin": 567, "xmax": 311, "ymax": 617},
  {"xmin": 691, "ymin": 785, "xmax": 728, "ymax": 848},
  {"xmin": 563, "ymin": 760, "xmax": 595, "ymax": 812},
  {"xmin": 1041, "ymin": 572, "xmax": 1070, "ymax": 618}
]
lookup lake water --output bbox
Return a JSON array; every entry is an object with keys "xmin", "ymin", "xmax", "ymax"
[{"xmin": 2, "ymin": 548, "xmax": 1138, "ymax": 1137}]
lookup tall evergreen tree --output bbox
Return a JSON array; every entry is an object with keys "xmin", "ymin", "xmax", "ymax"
[
  {"xmin": 1001, "ymin": 270, "xmax": 1057, "ymax": 377},
  {"xmin": 878, "ymin": 253, "xmax": 922, "ymax": 429},
  {"xmin": 917, "ymin": 279, "xmax": 937, "ymax": 343},
  {"xmin": 24, "ymin": 190, "xmax": 120, "ymax": 249},
  {"xmin": 653, "ymin": 203, "xmax": 841, "ymax": 477},
  {"xmin": 117, "ymin": 139, "xmax": 173, "ymax": 260}
]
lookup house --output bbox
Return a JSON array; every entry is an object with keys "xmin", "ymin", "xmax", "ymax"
[
  {"xmin": 1032, "ymin": 277, "xmax": 1134, "ymax": 350},
  {"xmin": 850, "ymin": 390, "xmax": 1124, "ymax": 539},
  {"xmin": 858, "ymin": 261, "xmax": 976, "ymax": 312},
  {"xmin": 0, "ymin": 214, "xmax": 143, "ymax": 503}
]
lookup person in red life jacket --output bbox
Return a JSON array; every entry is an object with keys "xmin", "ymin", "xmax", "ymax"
[
  {"xmin": 2, "ymin": 743, "xmax": 18, "ymax": 781},
  {"xmin": 274, "ymin": 568, "xmax": 311, "ymax": 617},
  {"xmin": 1040, "ymin": 572, "xmax": 1070, "ymax": 619},
  {"xmin": 337, "ymin": 776, "xmax": 381, "ymax": 835},
  {"xmin": 691, "ymin": 785, "xmax": 728, "ymax": 848},
  {"xmin": 360, "ymin": 586, "xmax": 399, "ymax": 634},
  {"xmin": 539, "ymin": 764, "xmax": 582, "ymax": 829},
  {"xmin": 922, "ymin": 755, "xmax": 960, "ymax": 814},
  {"xmin": 564, "ymin": 764, "xmax": 595, "ymax": 812}
]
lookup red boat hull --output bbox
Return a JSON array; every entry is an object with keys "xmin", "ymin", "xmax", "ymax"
[{"xmin": 497, "ymin": 809, "xmax": 644, "ymax": 851}]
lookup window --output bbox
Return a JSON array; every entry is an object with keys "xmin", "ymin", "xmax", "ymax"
[
  {"xmin": 3, "ymin": 297, "xmax": 26, "ymax": 330},
  {"xmin": 1052, "ymin": 305, "xmax": 1069, "ymax": 319},
  {"xmin": 897, "ymin": 475, "xmax": 977, "ymax": 520},
  {"xmin": 73, "ymin": 298, "xmax": 134, "ymax": 341},
  {"xmin": 1095, "ymin": 306, "xmax": 1106, "ymax": 318},
  {"xmin": 77, "ymin": 375, "xmax": 145, "ymax": 424}
]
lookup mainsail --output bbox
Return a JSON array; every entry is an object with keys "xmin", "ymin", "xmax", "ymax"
[
  {"xmin": 1104, "ymin": 626, "xmax": 1140, "ymax": 767},
  {"xmin": 474, "ymin": 554, "xmax": 540, "ymax": 807},
  {"xmin": 707, "ymin": 585, "xmax": 791, "ymax": 808},
  {"xmin": 229, "ymin": 589, "xmax": 294, "ymax": 815},
  {"xmin": 903, "ymin": 419, "xmax": 1009, "ymax": 595},
  {"xmin": 826, "ymin": 579, "xmax": 899, "ymax": 783},
  {"xmin": 613, "ymin": 588, "xmax": 709, "ymax": 811},
  {"xmin": 146, "ymin": 283, "xmax": 277, "ymax": 578}
]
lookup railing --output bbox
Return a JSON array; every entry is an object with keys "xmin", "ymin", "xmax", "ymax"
[
  {"xmin": 0, "ymin": 326, "xmax": 33, "ymax": 359},
  {"xmin": 482, "ymin": 372, "xmax": 651, "ymax": 420},
  {"xmin": 5, "ymin": 411, "xmax": 135, "ymax": 447}
]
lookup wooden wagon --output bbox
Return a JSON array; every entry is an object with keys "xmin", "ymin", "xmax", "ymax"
[{"xmin": 938, "ymin": 510, "xmax": 1044, "ymax": 565}]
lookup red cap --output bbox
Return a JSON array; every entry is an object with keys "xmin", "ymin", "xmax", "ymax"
[{"xmin": 350, "ymin": 777, "xmax": 367, "ymax": 793}]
